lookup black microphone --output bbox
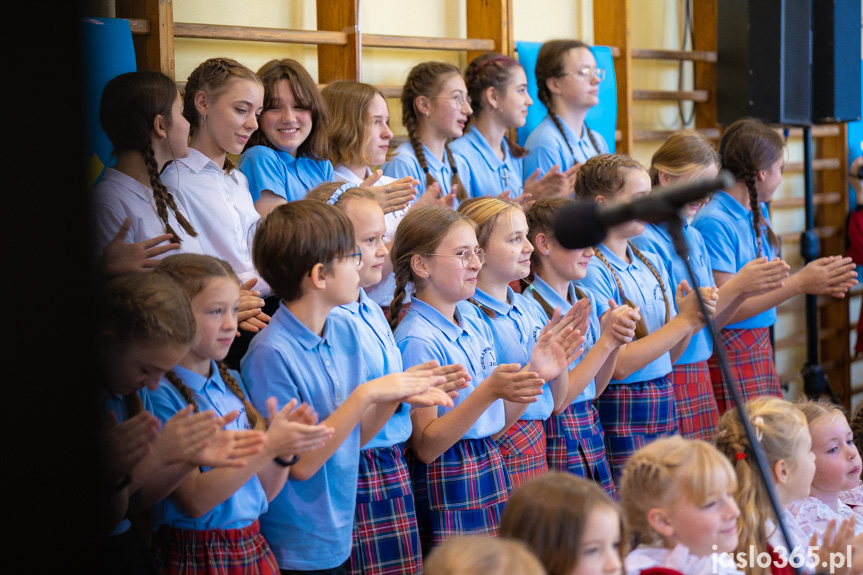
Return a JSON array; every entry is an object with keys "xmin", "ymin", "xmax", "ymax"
[{"xmin": 553, "ymin": 170, "xmax": 735, "ymax": 249}]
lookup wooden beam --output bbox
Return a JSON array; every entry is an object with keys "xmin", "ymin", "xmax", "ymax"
[
  {"xmin": 633, "ymin": 128, "xmax": 721, "ymax": 142},
  {"xmin": 770, "ymin": 192, "xmax": 842, "ymax": 209},
  {"xmin": 692, "ymin": 0, "xmax": 718, "ymax": 131},
  {"xmin": 173, "ymin": 22, "xmax": 347, "ymax": 46},
  {"xmin": 631, "ymin": 48, "xmax": 717, "ymax": 62},
  {"xmin": 316, "ymin": 0, "xmax": 360, "ymax": 82},
  {"xmin": 594, "ymin": 0, "xmax": 632, "ymax": 154},
  {"xmin": 784, "ymin": 158, "xmax": 841, "ymax": 172},
  {"xmin": 115, "ymin": 0, "xmax": 174, "ymax": 77},
  {"xmin": 362, "ymin": 34, "xmax": 494, "ymax": 52},
  {"xmin": 466, "ymin": 0, "xmax": 513, "ymax": 60},
  {"xmin": 632, "ymin": 89, "xmax": 709, "ymax": 102}
]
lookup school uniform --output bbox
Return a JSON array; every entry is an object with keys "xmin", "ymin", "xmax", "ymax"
[
  {"xmin": 625, "ymin": 544, "xmax": 743, "ymax": 575},
  {"xmin": 575, "ymin": 242, "xmax": 679, "ymax": 483},
  {"xmin": 461, "ymin": 286, "xmax": 551, "ymax": 489},
  {"xmin": 631, "ymin": 222, "xmax": 719, "ymax": 441},
  {"xmin": 241, "ymin": 302, "xmax": 364, "ymax": 572},
  {"xmin": 239, "ymin": 145, "xmax": 334, "ymax": 203},
  {"xmin": 333, "ymin": 165, "xmax": 408, "ymax": 311},
  {"xmin": 330, "ymin": 288, "xmax": 421, "ymax": 575},
  {"xmin": 523, "ymin": 114, "xmax": 608, "ymax": 181},
  {"xmin": 164, "ymin": 148, "xmax": 269, "ymax": 296},
  {"xmin": 394, "ymin": 296, "xmax": 510, "ymax": 551},
  {"xmin": 382, "ymin": 140, "xmax": 467, "ymax": 209},
  {"xmin": 146, "ymin": 363, "xmax": 277, "ymax": 575},
  {"xmin": 788, "ymin": 496, "xmax": 863, "ymax": 537},
  {"xmin": 448, "ymin": 126, "xmax": 524, "ymax": 199},
  {"xmin": 90, "ymin": 167, "xmax": 203, "ymax": 261},
  {"xmin": 522, "ymin": 274, "xmax": 616, "ymax": 498},
  {"xmin": 691, "ymin": 191, "xmax": 781, "ymax": 414}
]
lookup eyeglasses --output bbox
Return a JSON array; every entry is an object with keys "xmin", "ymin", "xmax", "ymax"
[
  {"xmin": 559, "ymin": 66, "xmax": 606, "ymax": 82},
  {"xmin": 428, "ymin": 248, "xmax": 485, "ymax": 269},
  {"xmin": 434, "ymin": 92, "xmax": 472, "ymax": 109},
  {"xmin": 346, "ymin": 247, "xmax": 363, "ymax": 267}
]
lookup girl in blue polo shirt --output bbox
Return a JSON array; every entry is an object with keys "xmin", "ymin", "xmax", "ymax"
[
  {"xmin": 573, "ymin": 153, "xmax": 717, "ymax": 483},
  {"xmin": 148, "ymin": 254, "xmax": 335, "ymax": 575},
  {"xmin": 383, "ymin": 61, "xmax": 472, "ymax": 209},
  {"xmin": 450, "ymin": 52, "xmax": 572, "ymax": 204},
  {"xmin": 523, "ymin": 39, "xmax": 607, "ymax": 191},
  {"xmin": 632, "ymin": 130, "xmax": 792, "ymax": 438},
  {"xmin": 388, "ymin": 205, "xmax": 576, "ymax": 550},
  {"xmin": 692, "ymin": 118, "xmax": 858, "ymax": 413},
  {"xmin": 457, "ymin": 196, "xmax": 587, "ymax": 489},
  {"xmin": 522, "ymin": 196, "xmax": 639, "ymax": 498}
]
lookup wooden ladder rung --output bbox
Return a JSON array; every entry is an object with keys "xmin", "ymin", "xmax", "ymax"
[
  {"xmin": 770, "ymin": 192, "xmax": 843, "ymax": 209},
  {"xmin": 633, "ymin": 128, "xmax": 721, "ymax": 142},
  {"xmin": 782, "ymin": 125, "xmax": 843, "ymax": 138},
  {"xmin": 784, "ymin": 158, "xmax": 842, "ymax": 172},
  {"xmin": 127, "ymin": 18, "xmax": 150, "ymax": 34},
  {"xmin": 777, "ymin": 225, "xmax": 838, "ymax": 244},
  {"xmin": 173, "ymin": 22, "xmax": 347, "ymax": 46},
  {"xmin": 631, "ymin": 48, "xmax": 717, "ymax": 62},
  {"xmin": 775, "ymin": 326, "xmax": 841, "ymax": 350},
  {"xmin": 362, "ymin": 34, "xmax": 494, "ymax": 52},
  {"xmin": 633, "ymin": 89, "xmax": 709, "ymax": 102}
]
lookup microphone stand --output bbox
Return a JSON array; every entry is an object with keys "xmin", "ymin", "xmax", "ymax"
[{"xmin": 665, "ymin": 212, "xmax": 803, "ymax": 575}]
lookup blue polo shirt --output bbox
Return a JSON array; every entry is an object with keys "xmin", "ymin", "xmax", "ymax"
[
  {"xmin": 239, "ymin": 145, "xmax": 334, "ymax": 203},
  {"xmin": 631, "ymin": 221, "xmax": 715, "ymax": 364},
  {"xmin": 394, "ymin": 296, "xmax": 504, "ymax": 439},
  {"xmin": 241, "ymin": 302, "xmax": 363, "ymax": 571},
  {"xmin": 146, "ymin": 363, "xmax": 267, "ymax": 531},
  {"xmin": 330, "ymin": 288, "xmax": 411, "ymax": 450},
  {"xmin": 382, "ymin": 140, "xmax": 468, "ymax": 206},
  {"xmin": 523, "ymin": 114, "xmax": 608, "ymax": 180},
  {"xmin": 522, "ymin": 274, "xmax": 600, "ymax": 403},
  {"xmin": 463, "ymin": 286, "xmax": 554, "ymax": 420},
  {"xmin": 449, "ymin": 126, "xmax": 524, "ymax": 199},
  {"xmin": 692, "ymin": 191, "xmax": 779, "ymax": 329},
  {"xmin": 575, "ymin": 243, "xmax": 676, "ymax": 383}
]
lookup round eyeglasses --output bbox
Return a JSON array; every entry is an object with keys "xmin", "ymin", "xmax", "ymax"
[
  {"xmin": 559, "ymin": 66, "xmax": 606, "ymax": 82},
  {"xmin": 434, "ymin": 92, "xmax": 472, "ymax": 109},
  {"xmin": 346, "ymin": 247, "xmax": 363, "ymax": 267},
  {"xmin": 427, "ymin": 248, "xmax": 485, "ymax": 269}
]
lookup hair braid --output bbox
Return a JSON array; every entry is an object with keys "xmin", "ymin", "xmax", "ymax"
[
  {"xmin": 444, "ymin": 144, "xmax": 467, "ymax": 202},
  {"xmin": 142, "ymin": 142, "xmax": 197, "ymax": 243},
  {"xmin": 165, "ymin": 369, "xmax": 199, "ymax": 411},
  {"xmin": 217, "ymin": 361, "xmax": 266, "ymax": 431},
  {"xmin": 592, "ymin": 246, "xmax": 649, "ymax": 339},
  {"xmin": 628, "ymin": 242, "xmax": 670, "ymax": 325}
]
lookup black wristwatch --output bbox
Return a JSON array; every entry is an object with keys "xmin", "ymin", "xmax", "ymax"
[{"xmin": 273, "ymin": 454, "xmax": 300, "ymax": 467}]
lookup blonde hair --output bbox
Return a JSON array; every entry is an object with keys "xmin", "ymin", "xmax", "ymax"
[
  {"xmin": 649, "ymin": 130, "xmax": 720, "ymax": 187},
  {"xmin": 715, "ymin": 397, "xmax": 809, "ymax": 575},
  {"xmin": 321, "ymin": 80, "xmax": 387, "ymax": 169},
  {"xmin": 621, "ymin": 435, "xmax": 737, "ymax": 549},
  {"xmin": 500, "ymin": 471, "xmax": 623, "ymax": 575},
  {"xmin": 424, "ymin": 535, "xmax": 546, "ymax": 575},
  {"xmin": 795, "ymin": 396, "xmax": 847, "ymax": 428}
]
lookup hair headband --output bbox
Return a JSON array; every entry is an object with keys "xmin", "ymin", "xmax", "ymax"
[{"xmin": 327, "ymin": 183, "xmax": 355, "ymax": 205}]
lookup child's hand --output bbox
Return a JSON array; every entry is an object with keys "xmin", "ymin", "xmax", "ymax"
[
  {"xmin": 484, "ymin": 363, "xmax": 545, "ymax": 403},
  {"xmin": 100, "ymin": 411, "xmax": 160, "ymax": 483},
  {"xmin": 406, "ymin": 360, "xmax": 470, "ymax": 397},
  {"xmin": 98, "ymin": 218, "xmax": 179, "ymax": 278},
  {"xmin": 152, "ymin": 406, "xmax": 221, "ymax": 465},
  {"xmin": 361, "ymin": 172, "xmax": 419, "ymax": 214},
  {"xmin": 403, "ymin": 386, "xmax": 455, "ymax": 409},
  {"xmin": 731, "ymin": 257, "xmax": 790, "ymax": 297},
  {"xmin": 263, "ymin": 397, "xmax": 335, "ymax": 460},
  {"xmin": 698, "ymin": 286, "xmax": 719, "ymax": 320},
  {"xmin": 193, "ymin": 411, "xmax": 266, "ymax": 469},
  {"xmin": 237, "ymin": 278, "xmax": 270, "ymax": 335},
  {"xmin": 363, "ymin": 369, "xmax": 446, "ymax": 404},
  {"xmin": 798, "ymin": 256, "xmax": 859, "ymax": 297},
  {"xmin": 600, "ymin": 300, "xmax": 639, "ymax": 346},
  {"xmin": 675, "ymin": 280, "xmax": 714, "ymax": 328},
  {"xmin": 811, "ymin": 518, "xmax": 859, "ymax": 575}
]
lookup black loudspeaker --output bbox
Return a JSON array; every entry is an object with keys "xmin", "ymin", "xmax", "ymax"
[
  {"xmin": 717, "ymin": 0, "xmax": 813, "ymax": 126},
  {"xmin": 811, "ymin": 0, "xmax": 861, "ymax": 123}
]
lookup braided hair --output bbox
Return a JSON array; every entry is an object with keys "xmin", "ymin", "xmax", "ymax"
[
  {"xmin": 154, "ymin": 253, "xmax": 265, "ymax": 430},
  {"xmin": 400, "ymin": 61, "xmax": 468, "ymax": 203},
  {"xmin": 718, "ymin": 118, "xmax": 783, "ymax": 257},
  {"xmin": 99, "ymin": 71, "xmax": 198, "ymax": 244}
]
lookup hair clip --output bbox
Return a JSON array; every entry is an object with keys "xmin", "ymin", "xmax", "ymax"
[
  {"xmin": 736, "ymin": 452, "xmax": 746, "ymax": 461},
  {"xmin": 752, "ymin": 415, "xmax": 765, "ymax": 442},
  {"xmin": 327, "ymin": 183, "xmax": 354, "ymax": 205}
]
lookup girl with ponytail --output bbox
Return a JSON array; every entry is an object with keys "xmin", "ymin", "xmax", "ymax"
[
  {"xmin": 382, "ymin": 61, "xmax": 471, "ymax": 209},
  {"xmin": 149, "ymin": 253, "xmax": 334, "ymax": 574},
  {"xmin": 573, "ymin": 153, "xmax": 717, "ymax": 483},
  {"xmin": 92, "ymin": 70, "xmax": 200, "ymax": 270},
  {"xmin": 692, "ymin": 118, "xmax": 858, "ymax": 412}
]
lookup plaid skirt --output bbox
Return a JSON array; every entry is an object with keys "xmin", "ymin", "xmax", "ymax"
[
  {"xmin": 496, "ymin": 419, "xmax": 548, "ymax": 490},
  {"xmin": 708, "ymin": 327, "xmax": 781, "ymax": 415},
  {"xmin": 350, "ymin": 444, "xmax": 421, "ymax": 575},
  {"xmin": 595, "ymin": 376, "xmax": 678, "ymax": 484},
  {"xmin": 409, "ymin": 437, "xmax": 510, "ymax": 553},
  {"xmin": 151, "ymin": 520, "xmax": 278, "ymax": 575},
  {"xmin": 379, "ymin": 303, "xmax": 410, "ymax": 330},
  {"xmin": 545, "ymin": 400, "xmax": 617, "ymax": 499},
  {"xmin": 671, "ymin": 361, "xmax": 719, "ymax": 442}
]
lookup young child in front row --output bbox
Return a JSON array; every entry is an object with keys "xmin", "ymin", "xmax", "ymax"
[
  {"xmin": 523, "ymin": 196, "xmax": 639, "ymax": 497},
  {"xmin": 424, "ymin": 534, "xmax": 547, "ymax": 575},
  {"xmin": 789, "ymin": 399, "xmax": 863, "ymax": 536},
  {"xmin": 147, "ymin": 254, "xmax": 335, "ymax": 574},
  {"xmin": 306, "ymin": 183, "xmax": 465, "ymax": 574},
  {"xmin": 574, "ymin": 154, "xmax": 717, "ymax": 481},
  {"xmin": 388, "ymin": 205, "xmax": 576, "ymax": 550},
  {"xmin": 844, "ymin": 401, "xmax": 863, "ymax": 510},
  {"xmin": 621, "ymin": 435, "xmax": 742, "ymax": 575},
  {"xmin": 499, "ymin": 471, "xmax": 624, "ymax": 575},
  {"xmin": 457, "ymin": 196, "xmax": 588, "ymax": 488},
  {"xmin": 240, "ymin": 200, "xmax": 448, "ymax": 574},
  {"xmin": 715, "ymin": 397, "xmax": 863, "ymax": 575}
]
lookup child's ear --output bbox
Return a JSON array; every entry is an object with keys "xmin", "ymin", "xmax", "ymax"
[
  {"xmin": 414, "ymin": 96, "xmax": 431, "ymax": 119},
  {"xmin": 595, "ymin": 195, "xmax": 608, "ymax": 205},
  {"xmin": 308, "ymin": 262, "xmax": 328, "ymax": 290},
  {"xmin": 411, "ymin": 254, "xmax": 430, "ymax": 280},
  {"xmin": 755, "ymin": 169, "xmax": 768, "ymax": 183},
  {"xmin": 657, "ymin": 171, "xmax": 674, "ymax": 187},
  {"xmin": 534, "ymin": 232, "xmax": 550, "ymax": 255},
  {"xmin": 484, "ymin": 86, "xmax": 499, "ymax": 111},
  {"xmin": 646, "ymin": 506, "xmax": 676, "ymax": 539},
  {"xmin": 772, "ymin": 458, "xmax": 790, "ymax": 485},
  {"xmin": 194, "ymin": 91, "xmax": 210, "ymax": 118},
  {"xmin": 546, "ymin": 76, "xmax": 562, "ymax": 96},
  {"xmin": 152, "ymin": 114, "xmax": 168, "ymax": 139}
]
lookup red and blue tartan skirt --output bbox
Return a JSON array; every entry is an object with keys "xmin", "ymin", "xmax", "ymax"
[
  {"xmin": 151, "ymin": 519, "xmax": 278, "ymax": 575},
  {"xmin": 595, "ymin": 375, "xmax": 678, "ymax": 484},
  {"xmin": 544, "ymin": 399, "xmax": 617, "ymax": 499},
  {"xmin": 708, "ymin": 327, "xmax": 781, "ymax": 415},
  {"xmin": 671, "ymin": 360, "xmax": 719, "ymax": 442},
  {"xmin": 496, "ymin": 419, "xmax": 548, "ymax": 490},
  {"xmin": 409, "ymin": 437, "xmax": 510, "ymax": 553},
  {"xmin": 349, "ymin": 443, "xmax": 421, "ymax": 575}
]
